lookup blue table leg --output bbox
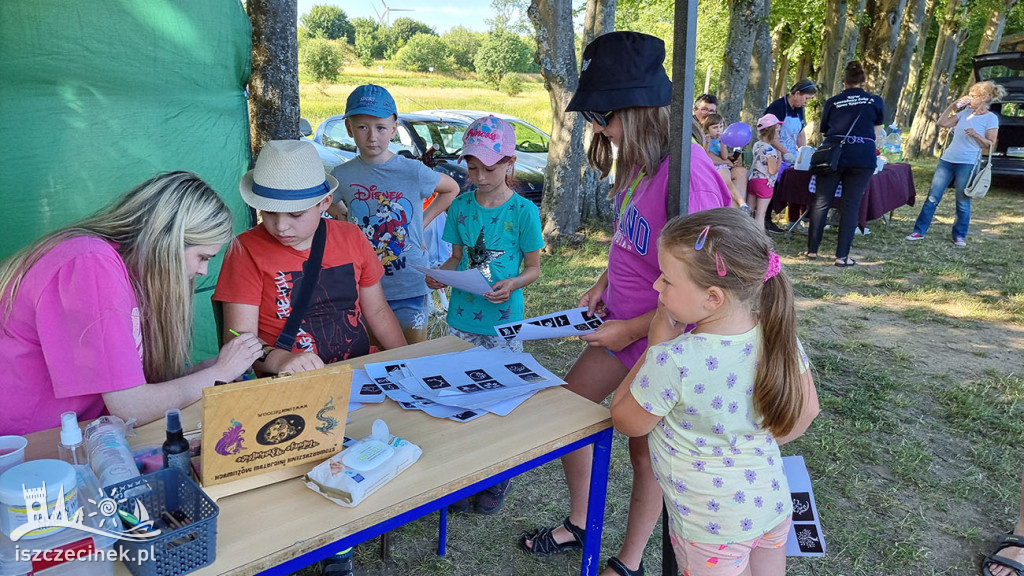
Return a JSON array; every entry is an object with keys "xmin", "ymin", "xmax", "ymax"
[
  {"xmin": 581, "ymin": 427, "xmax": 613, "ymax": 576},
  {"xmin": 438, "ymin": 506, "xmax": 448, "ymax": 556}
]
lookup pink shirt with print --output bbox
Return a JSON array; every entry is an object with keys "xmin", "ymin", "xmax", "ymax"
[
  {"xmin": 0, "ymin": 236, "xmax": 144, "ymax": 435},
  {"xmin": 603, "ymin": 146, "xmax": 732, "ymax": 368}
]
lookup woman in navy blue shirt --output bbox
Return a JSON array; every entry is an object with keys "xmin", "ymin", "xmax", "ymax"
[{"xmin": 806, "ymin": 61, "xmax": 884, "ymax": 267}]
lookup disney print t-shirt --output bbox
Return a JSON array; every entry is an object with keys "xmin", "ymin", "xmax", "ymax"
[
  {"xmin": 630, "ymin": 327, "xmax": 809, "ymax": 543},
  {"xmin": 333, "ymin": 154, "xmax": 442, "ymax": 300},
  {"xmin": 442, "ymin": 192, "xmax": 544, "ymax": 335}
]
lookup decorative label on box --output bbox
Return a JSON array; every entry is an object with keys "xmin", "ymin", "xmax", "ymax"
[{"xmin": 200, "ymin": 365, "xmax": 352, "ymax": 487}]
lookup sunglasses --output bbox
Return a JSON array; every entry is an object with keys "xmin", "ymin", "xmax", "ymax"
[{"xmin": 581, "ymin": 110, "xmax": 615, "ymax": 127}]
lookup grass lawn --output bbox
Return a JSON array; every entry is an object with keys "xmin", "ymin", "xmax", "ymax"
[{"xmin": 295, "ymin": 71, "xmax": 1024, "ymax": 575}]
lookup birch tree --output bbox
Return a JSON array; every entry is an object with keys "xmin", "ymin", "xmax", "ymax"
[
  {"xmin": 894, "ymin": 0, "xmax": 935, "ymax": 128},
  {"xmin": 579, "ymin": 0, "xmax": 617, "ymax": 222},
  {"xmin": 528, "ymin": 0, "xmax": 586, "ymax": 242},
  {"xmin": 248, "ymin": 0, "xmax": 301, "ymax": 158},
  {"xmin": 976, "ymin": 0, "xmax": 1019, "ymax": 55},
  {"xmin": 718, "ymin": 0, "xmax": 766, "ymax": 120},
  {"xmin": 905, "ymin": 0, "xmax": 969, "ymax": 158},
  {"xmin": 880, "ymin": 0, "xmax": 929, "ymax": 125},
  {"xmin": 742, "ymin": 0, "xmax": 773, "ymax": 124}
]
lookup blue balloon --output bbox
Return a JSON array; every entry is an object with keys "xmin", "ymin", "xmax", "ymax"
[{"xmin": 720, "ymin": 122, "xmax": 753, "ymax": 148}]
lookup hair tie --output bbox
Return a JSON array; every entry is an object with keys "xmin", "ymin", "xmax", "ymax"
[{"xmin": 763, "ymin": 251, "xmax": 781, "ymax": 282}]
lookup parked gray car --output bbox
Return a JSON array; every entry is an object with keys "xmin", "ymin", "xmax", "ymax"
[{"xmin": 973, "ymin": 52, "xmax": 1024, "ymax": 178}]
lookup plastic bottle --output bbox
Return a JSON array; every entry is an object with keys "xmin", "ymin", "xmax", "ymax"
[
  {"xmin": 162, "ymin": 409, "xmax": 192, "ymax": 478},
  {"xmin": 886, "ymin": 123, "xmax": 902, "ymax": 162},
  {"xmin": 57, "ymin": 411, "xmax": 88, "ymax": 467},
  {"xmin": 84, "ymin": 415, "xmax": 140, "ymax": 488}
]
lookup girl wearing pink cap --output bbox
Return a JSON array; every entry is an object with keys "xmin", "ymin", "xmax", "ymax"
[
  {"xmin": 747, "ymin": 115, "xmax": 783, "ymax": 230},
  {"xmin": 426, "ymin": 115, "xmax": 544, "ymax": 513}
]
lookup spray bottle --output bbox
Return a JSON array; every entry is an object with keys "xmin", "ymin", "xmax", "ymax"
[
  {"xmin": 162, "ymin": 409, "xmax": 192, "ymax": 478},
  {"xmin": 57, "ymin": 411, "xmax": 88, "ymax": 467},
  {"xmin": 85, "ymin": 415, "xmax": 140, "ymax": 487}
]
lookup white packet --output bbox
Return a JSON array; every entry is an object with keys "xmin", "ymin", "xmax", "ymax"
[{"xmin": 303, "ymin": 420, "xmax": 422, "ymax": 507}]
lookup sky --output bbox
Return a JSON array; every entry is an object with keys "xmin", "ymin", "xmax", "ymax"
[{"xmin": 296, "ymin": 0, "xmax": 495, "ymax": 34}]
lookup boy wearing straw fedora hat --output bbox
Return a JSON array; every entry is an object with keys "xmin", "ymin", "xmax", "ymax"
[{"xmin": 214, "ymin": 140, "xmax": 406, "ymax": 375}]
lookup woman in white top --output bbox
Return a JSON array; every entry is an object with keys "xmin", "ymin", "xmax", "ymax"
[{"xmin": 906, "ymin": 80, "xmax": 1006, "ymax": 246}]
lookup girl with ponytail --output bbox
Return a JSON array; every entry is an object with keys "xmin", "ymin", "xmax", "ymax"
[{"xmin": 611, "ymin": 207, "xmax": 820, "ymax": 575}]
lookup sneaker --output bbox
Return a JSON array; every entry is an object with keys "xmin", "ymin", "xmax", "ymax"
[
  {"xmin": 854, "ymin": 227, "xmax": 871, "ymax": 235},
  {"xmin": 905, "ymin": 232, "xmax": 925, "ymax": 241},
  {"xmin": 475, "ymin": 478, "xmax": 512, "ymax": 515},
  {"xmin": 953, "ymin": 237, "xmax": 967, "ymax": 247},
  {"xmin": 321, "ymin": 549, "xmax": 354, "ymax": 576}
]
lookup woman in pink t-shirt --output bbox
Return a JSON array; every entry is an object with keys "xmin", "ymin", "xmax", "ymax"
[
  {"xmin": 0, "ymin": 172, "xmax": 263, "ymax": 435},
  {"xmin": 518, "ymin": 32, "xmax": 731, "ymax": 576}
]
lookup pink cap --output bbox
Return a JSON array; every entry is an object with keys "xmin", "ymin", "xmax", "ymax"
[
  {"xmin": 756, "ymin": 113, "xmax": 783, "ymax": 130},
  {"xmin": 459, "ymin": 116, "xmax": 516, "ymax": 166}
]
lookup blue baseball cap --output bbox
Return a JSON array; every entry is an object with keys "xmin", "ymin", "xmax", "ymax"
[{"xmin": 344, "ymin": 84, "xmax": 397, "ymax": 118}]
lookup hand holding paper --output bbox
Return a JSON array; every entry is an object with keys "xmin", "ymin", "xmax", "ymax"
[{"xmin": 412, "ymin": 265, "xmax": 492, "ymax": 296}]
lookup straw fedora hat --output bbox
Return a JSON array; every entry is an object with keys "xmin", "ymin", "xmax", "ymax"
[{"xmin": 239, "ymin": 140, "xmax": 338, "ymax": 212}]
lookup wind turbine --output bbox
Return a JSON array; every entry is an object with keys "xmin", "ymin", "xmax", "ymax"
[{"xmin": 376, "ymin": 0, "xmax": 413, "ymax": 27}]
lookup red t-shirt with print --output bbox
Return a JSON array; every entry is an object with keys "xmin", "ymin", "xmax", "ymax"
[{"xmin": 214, "ymin": 219, "xmax": 384, "ymax": 363}]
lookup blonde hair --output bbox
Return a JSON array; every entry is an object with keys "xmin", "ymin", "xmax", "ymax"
[
  {"xmin": 587, "ymin": 106, "xmax": 671, "ymax": 198},
  {"xmin": 658, "ymin": 208, "xmax": 804, "ymax": 438},
  {"xmin": 971, "ymin": 80, "xmax": 1008, "ymax": 103},
  {"xmin": 758, "ymin": 124, "xmax": 779, "ymax": 143},
  {"xmin": 0, "ymin": 171, "xmax": 234, "ymax": 382}
]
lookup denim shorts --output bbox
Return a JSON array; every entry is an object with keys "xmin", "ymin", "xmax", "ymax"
[{"xmin": 389, "ymin": 295, "xmax": 429, "ymax": 344}]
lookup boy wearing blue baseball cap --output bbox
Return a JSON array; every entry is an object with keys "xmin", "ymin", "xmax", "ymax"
[{"xmin": 328, "ymin": 84, "xmax": 459, "ymax": 344}]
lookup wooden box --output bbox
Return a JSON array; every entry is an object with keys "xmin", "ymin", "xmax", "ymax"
[{"xmin": 200, "ymin": 365, "xmax": 352, "ymax": 491}]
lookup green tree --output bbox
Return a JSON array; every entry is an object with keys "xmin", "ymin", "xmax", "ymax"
[
  {"xmin": 300, "ymin": 5, "xmax": 354, "ymax": 43},
  {"xmin": 499, "ymin": 72, "xmax": 523, "ymax": 96},
  {"xmin": 474, "ymin": 30, "xmax": 532, "ymax": 88},
  {"xmin": 395, "ymin": 33, "xmax": 452, "ymax": 72},
  {"xmin": 383, "ymin": 18, "xmax": 436, "ymax": 59},
  {"xmin": 442, "ymin": 26, "xmax": 483, "ymax": 71},
  {"xmin": 300, "ymin": 38, "xmax": 341, "ymax": 82},
  {"xmin": 353, "ymin": 17, "xmax": 385, "ymax": 65}
]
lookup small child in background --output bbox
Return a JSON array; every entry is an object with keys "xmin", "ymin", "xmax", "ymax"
[
  {"xmin": 425, "ymin": 116, "xmax": 544, "ymax": 514},
  {"xmin": 611, "ymin": 207, "xmax": 819, "ymax": 576},
  {"xmin": 748, "ymin": 114, "xmax": 783, "ymax": 230},
  {"xmin": 328, "ymin": 84, "xmax": 460, "ymax": 344},
  {"xmin": 702, "ymin": 113, "xmax": 748, "ymax": 212}
]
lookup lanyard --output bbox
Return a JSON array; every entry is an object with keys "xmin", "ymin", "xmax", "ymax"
[{"xmin": 618, "ymin": 169, "xmax": 647, "ymax": 217}]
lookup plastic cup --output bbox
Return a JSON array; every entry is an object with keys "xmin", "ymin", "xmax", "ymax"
[{"xmin": 0, "ymin": 436, "xmax": 28, "ymax": 475}]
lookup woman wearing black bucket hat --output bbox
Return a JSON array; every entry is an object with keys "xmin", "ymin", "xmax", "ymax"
[{"xmin": 517, "ymin": 31, "xmax": 731, "ymax": 576}]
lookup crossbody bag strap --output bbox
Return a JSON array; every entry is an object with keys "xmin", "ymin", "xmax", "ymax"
[{"xmin": 275, "ymin": 218, "xmax": 328, "ymax": 351}]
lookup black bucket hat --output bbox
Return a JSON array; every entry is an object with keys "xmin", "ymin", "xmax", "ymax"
[{"xmin": 566, "ymin": 31, "xmax": 672, "ymax": 113}]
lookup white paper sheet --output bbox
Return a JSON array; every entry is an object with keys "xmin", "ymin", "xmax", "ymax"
[
  {"xmin": 411, "ymin": 265, "xmax": 493, "ymax": 295},
  {"xmin": 783, "ymin": 455, "xmax": 827, "ymax": 557},
  {"xmin": 350, "ymin": 369, "xmax": 386, "ymax": 403},
  {"xmin": 495, "ymin": 306, "xmax": 604, "ymax": 341}
]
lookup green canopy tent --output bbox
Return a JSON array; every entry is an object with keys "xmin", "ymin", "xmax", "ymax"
[{"xmin": 0, "ymin": 0, "xmax": 253, "ymax": 361}]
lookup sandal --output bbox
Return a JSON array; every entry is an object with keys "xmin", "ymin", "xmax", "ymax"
[
  {"xmin": 803, "ymin": 252, "xmax": 818, "ymax": 260},
  {"xmin": 984, "ymin": 534, "xmax": 1024, "ymax": 576},
  {"xmin": 834, "ymin": 257, "xmax": 856, "ymax": 268},
  {"xmin": 518, "ymin": 517, "xmax": 586, "ymax": 556},
  {"xmin": 607, "ymin": 556, "xmax": 645, "ymax": 576}
]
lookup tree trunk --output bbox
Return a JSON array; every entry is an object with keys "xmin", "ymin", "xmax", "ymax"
[
  {"xmin": 818, "ymin": 0, "xmax": 849, "ymax": 97},
  {"xmin": 247, "ymin": 0, "xmax": 300, "ymax": 159},
  {"xmin": 880, "ymin": 0, "xmax": 927, "ymax": 126},
  {"xmin": 718, "ymin": 0, "xmax": 765, "ymax": 120},
  {"xmin": 904, "ymin": 0, "xmax": 968, "ymax": 158},
  {"xmin": 860, "ymin": 0, "xmax": 907, "ymax": 93},
  {"xmin": 528, "ymin": 0, "xmax": 586, "ymax": 242},
  {"xmin": 977, "ymin": 0, "xmax": 1018, "ymax": 55},
  {"xmin": 742, "ymin": 0, "xmax": 773, "ymax": 125},
  {"xmin": 895, "ymin": 0, "xmax": 934, "ymax": 128},
  {"xmin": 772, "ymin": 25, "xmax": 790, "ymax": 100},
  {"xmin": 579, "ymin": 0, "xmax": 616, "ymax": 223},
  {"xmin": 834, "ymin": 0, "xmax": 866, "ymax": 95}
]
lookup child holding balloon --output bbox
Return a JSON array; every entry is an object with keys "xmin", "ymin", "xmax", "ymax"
[
  {"xmin": 702, "ymin": 113, "xmax": 749, "ymax": 212},
  {"xmin": 748, "ymin": 114, "xmax": 783, "ymax": 230}
]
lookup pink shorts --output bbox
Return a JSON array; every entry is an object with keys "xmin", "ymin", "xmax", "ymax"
[
  {"xmin": 669, "ymin": 518, "xmax": 790, "ymax": 576},
  {"xmin": 747, "ymin": 178, "xmax": 774, "ymax": 199}
]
